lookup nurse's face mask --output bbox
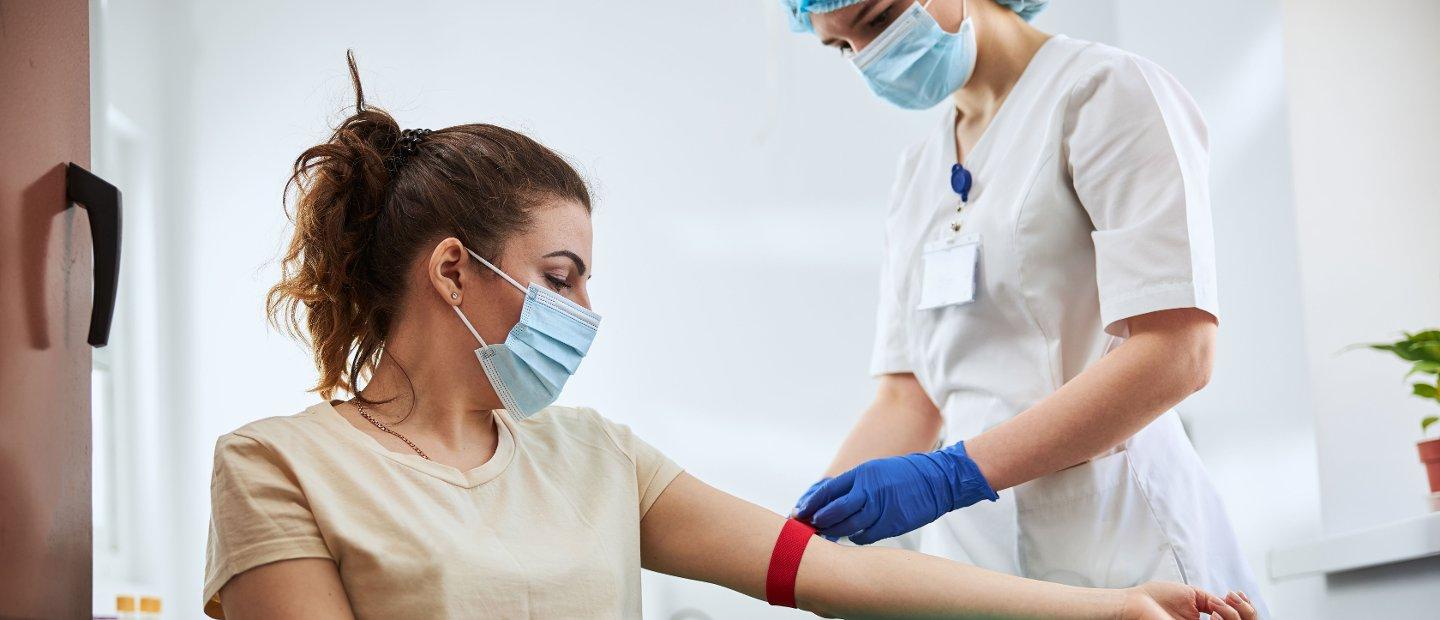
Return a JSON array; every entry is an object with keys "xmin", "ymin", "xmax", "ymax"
[
  {"xmin": 450, "ymin": 248, "xmax": 601, "ymax": 420},
  {"xmin": 851, "ymin": 0, "xmax": 977, "ymax": 110}
]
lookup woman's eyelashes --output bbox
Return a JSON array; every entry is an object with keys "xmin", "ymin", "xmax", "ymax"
[
  {"xmin": 834, "ymin": 7, "xmax": 891, "ymax": 57},
  {"xmin": 867, "ymin": 7, "xmax": 891, "ymax": 30},
  {"xmin": 544, "ymin": 272, "xmax": 572, "ymax": 291}
]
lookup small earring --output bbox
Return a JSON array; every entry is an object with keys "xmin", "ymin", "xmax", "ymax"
[{"xmin": 451, "ymin": 292, "xmax": 460, "ymax": 300}]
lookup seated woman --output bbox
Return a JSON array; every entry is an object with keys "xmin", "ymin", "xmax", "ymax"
[{"xmin": 203, "ymin": 54, "xmax": 1256, "ymax": 620}]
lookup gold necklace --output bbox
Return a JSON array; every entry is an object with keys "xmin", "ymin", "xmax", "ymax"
[{"xmin": 356, "ymin": 402, "xmax": 430, "ymax": 460}]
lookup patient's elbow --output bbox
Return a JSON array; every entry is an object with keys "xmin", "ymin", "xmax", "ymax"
[
  {"xmin": 1182, "ymin": 333, "xmax": 1215, "ymax": 394},
  {"xmin": 1191, "ymin": 356, "xmax": 1212, "ymax": 393}
]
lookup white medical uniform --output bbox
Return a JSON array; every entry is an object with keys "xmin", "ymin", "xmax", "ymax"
[{"xmin": 871, "ymin": 36, "xmax": 1266, "ymax": 612}]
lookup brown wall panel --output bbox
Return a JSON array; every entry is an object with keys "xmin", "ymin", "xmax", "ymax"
[{"xmin": 0, "ymin": 0, "xmax": 94, "ymax": 617}]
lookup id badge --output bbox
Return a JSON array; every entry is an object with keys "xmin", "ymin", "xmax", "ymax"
[{"xmin": 917, "ymin": 233, "xmax": 980, "ymax": 310}]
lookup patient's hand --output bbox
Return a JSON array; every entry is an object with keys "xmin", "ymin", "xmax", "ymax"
[{"xmin": 1123, "ymin": 581, "xmax": 1255, "ymax": 620}]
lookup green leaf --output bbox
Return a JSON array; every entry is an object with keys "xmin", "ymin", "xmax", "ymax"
[
  {"xmin": 1390, "ymin": 341, "xmax": 1421, "ymax": 360},
  {"xmin": 1415, "ymin": 383, "xmax": 1439, "ymax": 399},
  {"xmin": 1406, "ymin": 361, "xmax": 1440, "ymax": 379},
  {"xmin": 1424, "ymin": 416, "xmax": 1440, "ymax": 433},
  {"xmin": 1409, "ymin": 330, "xmax": 1440, "ymax": 342},
  {"xmin": 1348, "ymin": 331, "xmax": 1440, "ymax": 363}
]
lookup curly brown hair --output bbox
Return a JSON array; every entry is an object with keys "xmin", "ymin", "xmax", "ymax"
[{"xmin": 267, "ymin": 51, "xmax": 590, "ymax": 401}]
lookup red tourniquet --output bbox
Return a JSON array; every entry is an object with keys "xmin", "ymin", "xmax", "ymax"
[{"xmin": 765, "ymin": 518, "xmax": 816, "ymax": 608}]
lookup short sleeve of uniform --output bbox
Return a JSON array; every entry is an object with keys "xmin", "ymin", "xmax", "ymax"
[
  {"xmin": 592, "ymin": 411, "xmax": 684, "ymax": 518},
  {"xmin": 1063, "ymin": 54, "xmax": 1218, "ymax": 337},
  {"xmin": 869, "ymin": 150, "xmax": 923, "ymax": 375},
  {"xmin": 204, "ymin": 432, "xmax": 332, "ymax": 618}
]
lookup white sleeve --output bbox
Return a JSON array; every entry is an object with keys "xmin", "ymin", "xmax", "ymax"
[
  {"xmin": 868, "ymin": 152, "xmax": 919, "ymax": 376},
  {"xmin": 1064, "ymin": 53, "xmax": 1219, "ymax": 337}
]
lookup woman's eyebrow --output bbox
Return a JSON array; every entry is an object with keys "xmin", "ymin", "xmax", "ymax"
[
  {"xmin": 856, "ymin": 0, "xmax": 891, "ymax": 30},
  {"xmin": 544, "ymin": 250, "xmax": 587, "ymax": 276},
  {"xmin": 819, "ymin": 0, "xmax": 879, "ymax": 46}
]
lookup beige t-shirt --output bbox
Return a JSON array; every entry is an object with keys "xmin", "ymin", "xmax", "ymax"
[{"xmin": 203, "ymin": 402, "xmax": 683, "ymax": 618}]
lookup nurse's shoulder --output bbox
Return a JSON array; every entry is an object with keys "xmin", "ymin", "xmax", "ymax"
[
  {"xmin": 1058, "ymin": 38, "xmax": 1173, "ymax": 87},
  {"xmin": 1056, "ymin": 39, "xmax": 1206, "ymax": 138}
]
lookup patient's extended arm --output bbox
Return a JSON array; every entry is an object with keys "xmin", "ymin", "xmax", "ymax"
[{"xmin": 641, "ymin": 473, "xmax": 1251, "ymax": 620}]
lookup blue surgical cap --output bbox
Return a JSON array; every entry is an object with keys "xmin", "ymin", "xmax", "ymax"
[
  {"xmin": 994, "ymin": 0, "xmax": 1049, "ymax": 21},
  {"xmin": 782, "ymin": 0, "xmax": 866, "ymax": 33},
  {"xmin": 781, "ymin": 0, "xmax": 1049, "ymax": 33}
]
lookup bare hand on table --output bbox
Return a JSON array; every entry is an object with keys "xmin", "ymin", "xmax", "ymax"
[{"xmin": 1123, "ymin": 582, "xmax": 1257, "ymax": 620}]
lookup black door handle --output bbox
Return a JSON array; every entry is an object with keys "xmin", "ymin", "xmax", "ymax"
[{"xmin": 65, "ymin": 163, "xmax": 122, "ymax": 347}]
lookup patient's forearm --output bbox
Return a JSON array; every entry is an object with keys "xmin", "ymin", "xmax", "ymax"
[
  {"xmin": 798, "ymin": 542, "xmax": 1124, "ymax": 619},
  {"xmin": 641, "ymin": 473, "xmax": 1124, "ymax": 619}
]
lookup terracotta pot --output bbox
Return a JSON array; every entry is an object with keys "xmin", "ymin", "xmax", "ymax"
[{"xmin": 1420, "ymin": 437, "xmax": 1440, "ymax": 494}]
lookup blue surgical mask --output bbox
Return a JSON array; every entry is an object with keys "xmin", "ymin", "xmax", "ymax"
[
  {"xmin": 852, "ymin": 0, "xmax": 977, "ymax": 110},
  {"xmin": 451, "ymin": 249, "xmax": 600, "ymax": 420}
]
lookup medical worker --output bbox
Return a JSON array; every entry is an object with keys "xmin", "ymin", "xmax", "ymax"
[{"xmin": 784, "ymin": 0, "xmax": 1267, "ymax": 613}]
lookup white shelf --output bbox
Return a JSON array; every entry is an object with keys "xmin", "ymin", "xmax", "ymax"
[{"xmin": 1269, "ymin": 511, "xmax": 1440, "ymax": 579}]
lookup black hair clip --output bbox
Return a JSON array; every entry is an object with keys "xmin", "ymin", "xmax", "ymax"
[
  {"xmin": 388, "ymin": 128, "xmax": 432, "ymax": 172},
  {"xmin": 397, "ymin": 128, "xmax": 432, "ymax": 156}
]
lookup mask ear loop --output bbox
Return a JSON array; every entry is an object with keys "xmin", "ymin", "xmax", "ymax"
[
  {"xmin": 452, "ymin": 246, "xmax": 531, "ymax": 348},
  {"xmin": 917, "ymin": 0, "xmax": 968, "ymax": 32},
  {"xmin": 467, "ymin": 249, "xmax": 528, "ymax": 294},
  {"xmin": 451, "ymin": 305, "xmax": 489, "ymax": 349},
  {"xmin": 924, "ymin": 0, "xmax": 968, "ymax": 30}
]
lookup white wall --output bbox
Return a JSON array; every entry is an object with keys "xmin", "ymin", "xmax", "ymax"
[
  {"xmin": 89, "ymin": 0, "xmax": 202, "ymax": 612},
  {"xmin": 89, "ymin": 0, "xmax": 1435, "ymax": 618},
  {"xmin": 1281, "ymin": 0, "xmax": 1440, "ymax": 615}
]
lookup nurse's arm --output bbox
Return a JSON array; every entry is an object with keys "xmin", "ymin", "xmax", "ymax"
[
  {"xmin": 819, "ymin": 374, "xmax": 943, "ymax": 476},
  {"xmin": 964, "ymin": 307, "xmax": 1217, "ymax": 491},
  {"xmin": 641, "ymin": 472, "xmax": 1135, "ymax": 618}
]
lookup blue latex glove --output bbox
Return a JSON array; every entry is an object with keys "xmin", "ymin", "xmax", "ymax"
[
  {"xmin": 794, "ymin": 441, "xmax": 998, "ymax": 545},
  {"xmin": 791, "ymin": 477, "xmax": 842, "ymax": 541},
  {"xmin": 791, "ymin": 477, "xmax": 830, "ymax": 517}
]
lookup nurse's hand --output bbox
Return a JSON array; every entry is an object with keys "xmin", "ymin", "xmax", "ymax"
[
  {"xmin": 1122, "ymin": 582, "xmax": 1256, "ymax": 620},
  {"xmin": 792, "ymin": 477, "xmax": 829, "ymax": 515},
  {"xmin": 791, "ymin": 477, "xmax": 844, "ymax": 542},
  {"xmin": 790, "ymin": 478, "xmax": 829, "ymax": 517},
  {"xmin": 794, "ymin": 441, "xmax": 997, "ymax": 545}
]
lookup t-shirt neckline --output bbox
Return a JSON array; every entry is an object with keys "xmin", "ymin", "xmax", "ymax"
[{"xmin": 315, "ymin": 401, "xmax": 517, "ymax": 489}]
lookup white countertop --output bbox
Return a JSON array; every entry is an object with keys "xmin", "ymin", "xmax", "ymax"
[{"xmin": 1269, "ymin": 511, "xmax": 1440, "ymax": 579}]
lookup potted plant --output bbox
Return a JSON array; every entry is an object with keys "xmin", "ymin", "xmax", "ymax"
[{"xmin": 1361, "ymin": 330, "xmax": 1440, "ymax": 505}]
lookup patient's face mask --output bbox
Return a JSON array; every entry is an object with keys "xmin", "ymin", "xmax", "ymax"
[
  {"xmin": 451, "ymin": 249, "xmax": 601, "ymax": 420},
  {"xmin": 852, "ymin": 0, "xmax": 978, "ymax": 110}
]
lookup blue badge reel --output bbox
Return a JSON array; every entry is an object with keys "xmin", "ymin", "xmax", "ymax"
[{"xmin": 950, "ymin": 163, "xmax": 972, "ymax": 202}]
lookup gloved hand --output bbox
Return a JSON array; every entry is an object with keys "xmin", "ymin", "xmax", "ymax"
[
  {"xmin": 791, "ymin": 477, "xmax": 831, "ymax": 517},
  {"xmin": 793, "ymin": 441, "xmax": 997, "ymax": 545},
  {"xmin": 791, "ymin": 477, "xmax": 842, "ymax": 541}
]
